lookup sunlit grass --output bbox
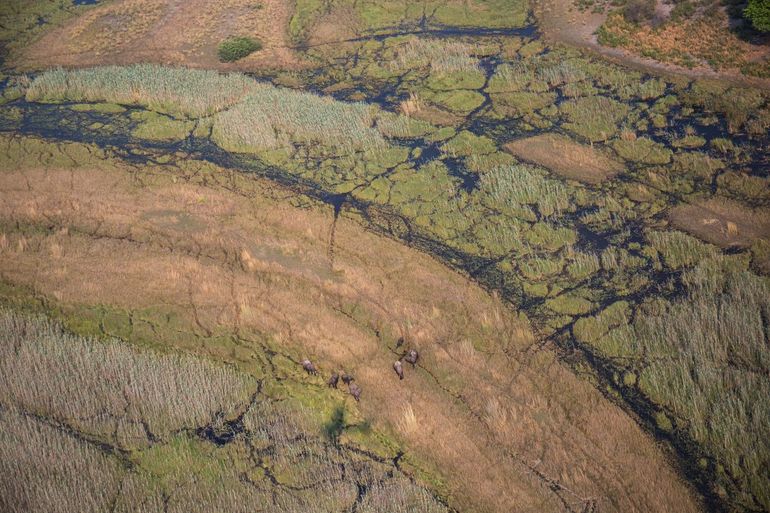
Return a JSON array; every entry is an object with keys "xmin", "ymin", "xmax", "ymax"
[
  {"xmin": 0, "ymin": 309, "xmax": 255, "ymax": 445},
  {"xmin": 609, "ymin": 262, "xmax": 770, "ymax": 509},
  {"xmin": 390, "ymin": 38, "xmax": 480, "ymax": 74},
  {"xmin": 26, "ymin": 64, "xmax": 258, "ymax": 118},
  {"xmin": 211, "ymin": 84, "xmax": 385, "ymax": 153},
  {"xmin": 479, "ymin": 164, "xmax": 571, "ymax": 218}
]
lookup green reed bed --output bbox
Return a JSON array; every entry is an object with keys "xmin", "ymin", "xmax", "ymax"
[
  {"xmin": 389, "ymin": 38, "xmax": 481, "ymax": 74},
  {"xmin": 479, "ymin": 164, "xmax": 571, "ymax": 218},
  {"xmin": 623, "ymin": 264, "xmax": 770, "ymax": 510}
]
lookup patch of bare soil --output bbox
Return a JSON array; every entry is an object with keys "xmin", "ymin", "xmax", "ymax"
[
  {"xmin": 0, "ymin": 137, "xmax": 701, "ymax": 513},
  {"xmin": 533, "ymin": 0, "xmax": 770, "ymax": 88},
  {"xmin": 306, "ymin": 6, "xmax": 361, "ymax": 47},
  {"xmin": 670, "ymin": 197, "xmax": 770, "ymax": 249},
  {"xmin": 16, "ymin": 0, "xmax": 306, "ymax": 72},
  {"xmin": 505, "ymin": 133, "xmax": 624, "ymax": 184}
]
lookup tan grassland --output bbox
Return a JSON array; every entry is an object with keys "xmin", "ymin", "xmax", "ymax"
[
  {"xmin": 17, "ymin": 0, "xmax": 304, "ymax": 72},
  {"xmin": 505, "ymin": 133, "xmax": 624, "ymax": 184},
  {"xmin": 0, "ymin": 136, "xmax": 701, "ymax": 513}
]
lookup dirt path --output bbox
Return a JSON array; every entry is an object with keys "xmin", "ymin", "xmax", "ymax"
[
  {"xmin": 533, "ymin": 0, "xmax": 770, "ymax": 88},
  {"xmin": 0, "ymin": 136, "xmax": 702, "ymax": 513}
]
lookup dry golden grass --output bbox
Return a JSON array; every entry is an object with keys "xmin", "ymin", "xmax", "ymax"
[
  {"xmin": 399, "ymin": 92, "xmax": 423, "ymax": 118},
  {"xmin": 600, "ymin": 9, "xmax": 770, "ymax": 75},
  {"xmin": 670, "ymin": 197, "xmax": 770, "ymax": 249},
  {"xmin": 535, "ymin": 0, "xmax": 770, "ymax": 85},
  {"xmin": 0, "ymin": 136, "xmax": 701, "ymax": 513},
  {"xmin": 17, "ymin": 0, "xmax": 304, "ymax": 71},
  {"xmin": 505, "ymin": 133, "xmax": 624, "ymax": 184}
]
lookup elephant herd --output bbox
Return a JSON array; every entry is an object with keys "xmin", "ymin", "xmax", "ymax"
[{"xmin": 300, "ymin": 342, "xmax": 420, "ymax": 402}]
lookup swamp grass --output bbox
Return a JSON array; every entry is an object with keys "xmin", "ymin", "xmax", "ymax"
[
  {"xmin": 0, "ymin": 406, "xmax": 125, "ymax": 513},
  {"xmin": 628, "ymin": 264, "xmax": 770, "ymax": 510},
  {"xmin": 26, "ymin": 64, "xmax": 260, "ymax": 118},
  {"xmin": 479, "ymin": 163, "xmax": 572, "ymax": 219},
  {"xmin": 0, "ymin": 309, "xmax": 256, "ymax": 447},
  {"xmin": 0, "ymin": 308, "xmax": 450, "ymax": 513},
  {"xmin": 211, "ymin": 84, "xmax": 385, "ymax": 152}
]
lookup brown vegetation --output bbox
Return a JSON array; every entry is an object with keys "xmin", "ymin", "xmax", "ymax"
[
  {"xmin": 669, "ymin": 197, "xmax": 770, "ymax": 249},
  {"xmin": 599, "ymin": 8, "xmax": 770, "ymax": 77},
  {"xmin": 0, "ymin": 136, "xmax": 703, "ymax": 513},
  {"xmin": 534, "ymin": 0, "xmax": 770, "ymax": 85},
  {"xmin": 505, "ymin": 133, "xmax": 624, "ymax": 184},
  {"xmin": 16, "ymin": 0, "xmax": 304, "ymax": 72}
]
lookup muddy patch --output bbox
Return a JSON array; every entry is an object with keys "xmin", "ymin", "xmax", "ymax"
[
  {"xmin": 670, "ymin": 197, "xmax": 770, "ymax": 249},
  {"xmin": 505, "ymin": 133, "xmax": 624, "ymax": 184}
]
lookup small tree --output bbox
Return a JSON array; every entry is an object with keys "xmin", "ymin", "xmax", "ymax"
[{"xmin": 744, "ymin": 0, "xmax": 770, "ymax": 32}]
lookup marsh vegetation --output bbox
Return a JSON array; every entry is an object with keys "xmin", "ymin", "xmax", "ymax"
[
  {"xmin": 2, "ymin": 2, "xmax": 770, "ymax": 512},
  {"xmin": 0, "ymin": 309, "xmax": 449, "ymax": 513}
]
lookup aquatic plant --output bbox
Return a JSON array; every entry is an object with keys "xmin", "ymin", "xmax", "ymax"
[
  {"xmin": 647, "ymin": 230, "xmax": 718, "ymax": 269},
  {"xmin": 566, "ymin": 251, "xmax": 601, "ymax": 280},
  {"xmin": 632, "ymin": 266, "xmax": 770, "ymax": 510},
  {"xmin": 561, "ymin": 96, "xmax": 629, "ymax": 142},
  {"xmin": 390, "ymin": 38, "xmax": 480, "ymax": 74},
  {"xmin": 0, "ymin": 407, "xmax": 125, "ymax": 513},
  {"xmin": 0, "ymin": 309, "xmax": 255, "ymax": 445},
  {"xmin": 211, "ymin": 84, "xmax": 384, "ymax": 152}
]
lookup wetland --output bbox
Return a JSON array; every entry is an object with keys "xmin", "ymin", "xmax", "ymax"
[{"xmin": 1, "ymin": 1, "xmax": 769, "ymax": 513}]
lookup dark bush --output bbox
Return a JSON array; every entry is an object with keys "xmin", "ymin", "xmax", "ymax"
[
  {"xmin": 623, "ymin": 0, "xmax": 655, "ymax": 24},
  {"xmin": 217, "ymin": 36, "xmax": 262, "ymax": 62}
]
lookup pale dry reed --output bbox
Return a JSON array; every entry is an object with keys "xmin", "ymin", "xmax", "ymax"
[
  {"xmin": 26, "ymin": 64, "xmax": 258, "ymax": 117},
  {"xmin": 0, "ymin": 309, "xmax": 255, "ymax": 447}
]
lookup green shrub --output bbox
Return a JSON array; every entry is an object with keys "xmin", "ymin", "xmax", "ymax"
[
  {"xmin": 744, "ymin": 0, "xmax": 770, "ymax": 32},
  {"xmin": 217, "ymin": 36, "xmax": 262, "ymax": 62}
]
